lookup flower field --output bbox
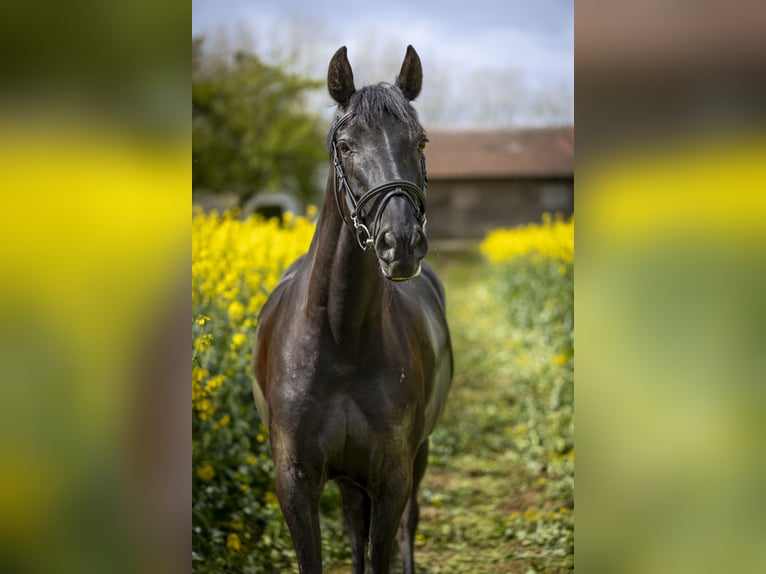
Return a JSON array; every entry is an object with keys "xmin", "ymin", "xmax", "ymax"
[
  {"xmin": 481, "ymin": 212, "xmax": 574, "ymax": 264},
  {"xmin": 192, "ymin": 209, "xmax": 317, "ymax": 572},
  {"xmin": 192, "ymin": 210, "xmax": 574, "ymax": 572}
]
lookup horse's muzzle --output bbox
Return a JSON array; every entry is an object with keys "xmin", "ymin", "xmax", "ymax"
[{"xmin": 375, "ymin": 227, "xmax": 428, "ymax": 281}]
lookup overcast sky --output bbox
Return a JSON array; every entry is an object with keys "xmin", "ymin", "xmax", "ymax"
[{"xmin": 192, "ymin": 0, "xmax": 574, "ymax": 127}]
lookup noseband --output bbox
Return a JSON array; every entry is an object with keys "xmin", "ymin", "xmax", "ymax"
[{"xmin": 330, "ymin": 111, "xmax": 428, "ymax": 250}]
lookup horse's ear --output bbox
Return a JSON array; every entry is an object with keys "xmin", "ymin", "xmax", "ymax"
[
  {"xmin": 328, "ymin": 46, "xmax": 356, "ymax": 106},
  {"xmin": 395, "ymin": 45, "xmax": 422, "ymax": 101}
]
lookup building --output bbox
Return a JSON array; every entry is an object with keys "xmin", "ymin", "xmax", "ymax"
[{"xmin": 424, "ymin": 126, "xmax": 574, "ymax": 240}]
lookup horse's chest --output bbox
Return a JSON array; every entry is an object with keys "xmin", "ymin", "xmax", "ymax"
[
  {"xmin": 322, "ymin": 383, "xmax": 420, "ymax": 478},
  {"xmin": 318, "ymin": 362, "xmax": 418, "ymax": 419},
  {"xmin": 286, "ymin": 362, "xmax": 420, "ymax": 443}
]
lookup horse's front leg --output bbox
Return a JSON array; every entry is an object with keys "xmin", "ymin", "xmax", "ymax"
[
  {"xmin": 337, "ymin": 478, "xmax": 371, "ymax": 574},
  {"xmin": 367, "ymin": 463, "xmax": 413, "ymax": 574},
  {"xmin": 273, "ymin": 451, "xmax": 324, "ymax": 574},
  {"xmin": 397, "ymin": 440, "xmax": 429, "ymax": 574}
]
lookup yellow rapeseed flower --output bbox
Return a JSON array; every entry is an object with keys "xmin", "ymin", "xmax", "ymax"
[
  {"xmin": 227, "ymin": 300, "xmax": 245, "ymax": 322},
  {"xmin": 226, "ymin": 533, "xmax": 241, "ymax": 553},
  {"xmin": 523, "ymin": 509, "xmax": 541, "ymax": 522},
  {"xmin": 231, "ymin": 333, "xmax": 247, "ymax": 348},
  {"xmin": 196, "ymin": 399, "xmax": 215, "ymax": 420},
  {"xmin": 192, "ymin": 210, "xmax": 313, "ymax": 314},
  {"xmin": 481, "ymin": 212, "xmax": 574, "ymax": 264},
  {"xmin": 193, "ymin": 334, "xmax": 212, "ymax": 353},
  {"xmin": 212, "ymin": 415, "xmax": 231, "ymax": 430},
  {"xmin": 206, "ymin": 374, "xmax": 226, "ymax": 392},
  {"xmin": 196, "ymin": 462, "xmax": 215, "ymax": 481},
  {"xmin": 264, "ymin": 491, "xmax": 279, "ymax": 507}
]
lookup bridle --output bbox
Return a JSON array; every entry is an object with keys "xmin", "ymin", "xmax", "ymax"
[{"xmin": 330, "ymin": 111, "xmax": 428, "ymax": 251}]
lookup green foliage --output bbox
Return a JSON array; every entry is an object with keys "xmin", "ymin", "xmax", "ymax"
[
  {"xmin": 496, "ymin": 257, "xmax": 574, "ymax": 356},
  {"xmin": 192, "ymin": 37, "xmax": 326, "ymax": 205},
  {"xmin": 192, "ymin": 312, "xmax": 296, "ymax": 573},
  {"xmin": 415, "ymin": 252, "xmax": 574, "ymax": 573},
  {"xmin": 480, "ymin": 257, "xmax": 574, "ymax": 477}
]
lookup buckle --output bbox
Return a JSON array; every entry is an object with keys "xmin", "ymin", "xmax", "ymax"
[{"xmin": 351, "ymin": 215, "xmax": 373, "ymax": 250}]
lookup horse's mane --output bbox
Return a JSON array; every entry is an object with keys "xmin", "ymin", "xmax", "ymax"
[{"xmin": 327, "ymin": 83, "xmax": 423, "ymax": 151}]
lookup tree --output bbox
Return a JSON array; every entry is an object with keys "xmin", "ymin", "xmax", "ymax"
[{"xmin": 192, "ymin": 37, "xmax": 326, "ymax": 206}]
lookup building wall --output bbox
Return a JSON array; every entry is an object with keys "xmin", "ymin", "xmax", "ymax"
[{"xmin": 425, "ymin": 177, "xmax": 574, "ymax": 239}]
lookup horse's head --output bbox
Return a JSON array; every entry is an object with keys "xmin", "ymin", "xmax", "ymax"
[{"xmin": 327, "ymin": 45, "xmax": 429, "ymax": 282}]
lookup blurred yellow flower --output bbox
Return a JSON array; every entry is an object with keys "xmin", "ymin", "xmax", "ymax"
[
  {"xmin": 196, "ymin": 462, "xmax": 215, "ymax": 481},
  {"xmin": 206, "ymin": 374, "xmax": 226, "ymax": 392},
  {"xmin": 227, "ymin": 300, "xmax": 245, "ymax": 322},
  {"xmin": 481, "ymin": 212, "xmax": 574, "ymax": 264},
  {"xmin": 524, "ymin": 509, "xmax": 541, "ymax": 522},
  {"xmin": 231, "ymin": 333, "xmax": 247, "ymax": 348},
  {"xmin": 196, "ymin": 399, "xmax": 215, "ymax": 420},
  {"xmin": 264, "ymin": 491, "xmax": 279, "ymax": 507},
  {"xmin": 226, "ymin": 533, "xmax": 241, "ymax": 553},
  {"xmin": 193, "ymin": 334, "xmax": 213, "ymax": 353},
  {"xmin": 192, "ymin": 209, "xmax": 314, "ymax": 331},
  {"xmin": 212, "ymin": 415, "xmax": 230, "ymax": 430}
]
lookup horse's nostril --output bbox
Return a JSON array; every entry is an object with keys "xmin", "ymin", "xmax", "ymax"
[
  {"xmin": 378, "ymin": 231, "xmax": 396, "ymax": 262},
  {"xmin": 382, "ymin": 231, "xmax": 395, "ymax": 248}
]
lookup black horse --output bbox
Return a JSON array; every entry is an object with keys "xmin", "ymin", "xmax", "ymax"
[{"xmin": 253, "ymin": 45, "xmax": 453, "ymax": 574}]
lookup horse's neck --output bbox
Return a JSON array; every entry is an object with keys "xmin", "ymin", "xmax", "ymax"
[{"xmin": 305, "ymin": 185, "xmax": 386, "ymax": 348}]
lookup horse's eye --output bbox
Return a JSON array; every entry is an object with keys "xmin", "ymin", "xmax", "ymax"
[
  {"xmin": 418, "ymin": 138, "xmax": 428, "ymax": 151},
  {"xmin": 337, "ymin": 141, "xmax": 351, "ymax": 155}
]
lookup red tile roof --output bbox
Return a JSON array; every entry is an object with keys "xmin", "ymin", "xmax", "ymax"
[{"xmin": 425, "ymin": 125, "xmax": 574, "ymax": 179}]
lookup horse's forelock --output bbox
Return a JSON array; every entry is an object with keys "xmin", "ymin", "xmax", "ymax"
[
  {"xmin": 327, "ymin": 83, "xmax": 422, "ymax": 152},
  {"xmin": 350, "ymin": 83, "xmax": 421, "ymax": 131}
]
